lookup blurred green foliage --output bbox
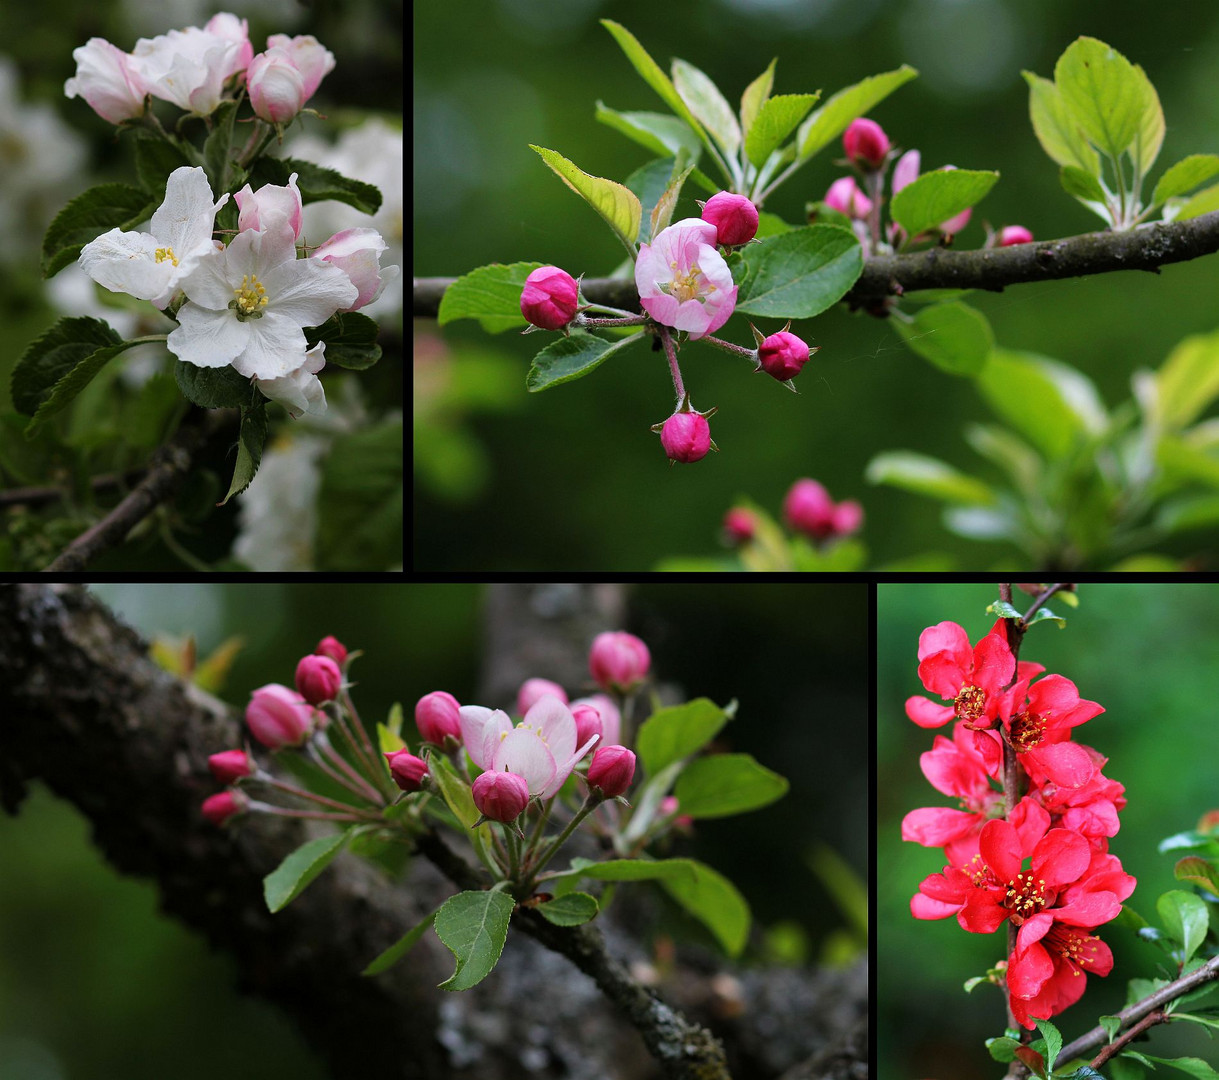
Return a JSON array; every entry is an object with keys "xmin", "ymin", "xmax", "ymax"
[{"xmin": 878, "ymin": 583, "xmax": 1219, "ymax": 1079}]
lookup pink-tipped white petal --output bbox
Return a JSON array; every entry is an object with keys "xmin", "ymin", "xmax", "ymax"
[
  {"xmin": 492, "ymin": 728, "xmax": 556, "ymax": 795},
  {"xmin": 458, "ymin": 706, "xmax": 510, "ymax": 771}
]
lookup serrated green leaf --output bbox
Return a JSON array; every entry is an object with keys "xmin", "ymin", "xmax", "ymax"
[
  {"xmin": 890, "ymin": 169, "xmax": 999, "ymax": 237},
  {"xmin": 988, "ymin": 600, "xmax": 1023, "ymax": 619},
  {"xmin": 1152, "ymin": 155, "xmax": 1219, "ymax": 206},
  {"xmin": 203, "ymin": 100, "xmax": 239, "ymax": 194},
  {"xmin": 378, "ymin": 721, "xmax": 406, "ymax": 754},
  {"xmin": 1060, "ymin": 165, "xmax": 1109, "ymax": 210},
  {"xmin": 303, "ymin": 312, "xmax": 382, "ymax": 370},
  {"xmin": 624, "ymin": 156, "xmax": 677, "ymax": 233},
  {"xmin": 174, "ymin": 361, "xmax": 255, "ymax": 409},
  {"xmin": 362, "ymin": 909, "xmax": 438, "ymax": 976},
  {"xmin": 865, "ymin": 451, "xmax": 996, "ymax": 505},
  {"xmin": 250, "ymin": 156, "xmax": 383, "ymax": 215},
  {"xmin": 894, "ymin": 300, "xmax": 993, "ymax": 377},
  {"xmin": 536, "ymin": 892, "xmax": 599, "ymax": 927},
  {"xmin": 24, "ymin": 338, "xmax": 155, "ymax": 438},
  {"xmin": 316, "ymin": 420, "xmax": 402, "ymax": 571},
  {"xmin": 1137, "ymin": 1055, "xmax": 1219, "ymax": 1080},
  {"xmin": 673, "ymin": 754, "xmax": 788, "ymax": 818},
  {"xmin": 11, "ymin": 317, "xmax": 123, "ymax": 416},
  {"xmin": 1054, "ymin": 37, "xmax": 1153, "ymax": 164},
  {"xmin": 435, "ymin": 890, "xmax": 515, "ymax": 991},
  {"xmin": 1034, "ymin": 1017, "xmax": 1062, "ymax": 1073},
  {"xmin": 987, "ymin": 1036, "xmax": 1022, "ymax": 1063},
  {"xmin": 134, "ymin": 134, "xmax": 197, "ymax": 194},
  {"xmin": 740, "ymin": 59, "xmax": 777, "ymax": 139},
  {"xmin": 41, "ymin": 184, "xmax": 154, "ymax": 278},
  {"xmin": 264, "ymin": 830, "xmax": 350, "ymax": 912},
  {"xmin": 649, "ymin": 162, "xmax": 696, "ymax": 241},
  {"xmin": 1157, "ymin": 889, "xmax": 1209, "ymax": 964},
  {"xmin": 530, "ymin": 145, "xmax": 642, "ymax": 251},
  {"xmin": 1100, "ymin": 1014, "xmax": 1122, "ymax": 1043},
  {"xmin": 1026, "ymin": 608, "xmax": 1066, "ymax": 629},
  {"xmin": 600, "ymin": 21, "xmax": 706, "ymax": 141},
  {"xmin": 1023, "ymin": 72, "xmax": 1101, "ymax": 176},
  {"xmin": 745, "ymin": 94, "xmax": 818, "ymax": 169},
  {"xmin": 1176, "ymin": 856, "xmax": 1219, "ymax": 895},
  {"xmin": 219, "ymin": 400, "xmax": 267, "ymax": 505},
  {"xmin": 636, "ymin": 698, "xmax": 730, "ymax": 775},
  {"xmin": 437, "ymin": 261, "xmax": 545, "ymax": 333},
  {"xmin": 672, "ymin": 58, "xmax": 740, "ymax": 160},
  {"xmin": 526, "ymin": 330, "xmax": 645, "ymax": 393},
  {"xmin": 733, "ymin": 224, "xmax": 862, "ymax": 318},
  {"xmin": 796, "ymin": 66, "xmax": 918, "ymax": 161}
]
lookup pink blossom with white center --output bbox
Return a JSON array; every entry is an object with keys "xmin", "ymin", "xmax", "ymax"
[
  {"xmin": 311, "ymin": 228, "xmax": 398, "ymax": 311},
  {"xmin": 265, "ymin": 34, "xmax": 336, "ymax": 99},
  {"xmin": 234, "ymin": 173, "xmax": 304, "ymax": 240},
  {"xmin": 459, "ymin": 694, "xmax": 599, "ymax": 798},
  {"xmin": 635, "ymin": 217, "xmax": 736, "ymax": 340},
  {"xmin": 63, "ymin": 38, "xmax": 148, "ymax": 124},
  {"xmin": 204, "ymin": 14, "xmax": 254, "ymax": 78},
  {"xmin": 129, "ymin": 27, "xmax": 239, "ymax": 116}
]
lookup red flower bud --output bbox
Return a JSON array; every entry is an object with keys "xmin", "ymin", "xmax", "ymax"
[
  {"xmin": 202, "ymin": 789, "xmax": 249, "ymax": 826},
  {"xmin": 824, "ymin": 176, "xmax": 872, "ymax": 220},
  {"xmin": 416, "ymin": 690, "xmax": 462, "ymax": 746},
  {"xmin": 520, "ymin": 265, "xmax": 579, "ymax": 330},
  {"xmin": 295, "ymin": 653, "xmax": 342, "ymax": 705},
  {"xmin": 587, "ymin": 745, "xmax": 636, "ymax": 798},
  {"xmin": 831, "ymin": 499, "xmax": 864, "ymax": 537},
  {"xmin": 384, "ymin": 749, "xmax": 429, "ymax": 792},
  {"xmin": 516, "ymin": 678, "xmax": 568, "ymax": 716},
  {"xmin": 843, "ymin": 118, "xmax": 890, "ymax": 168},
  {"xmin": 660, "ymin": 411, "xmax": 711, "ymax": 463},
  {"xmin": 472, "ymin": 769, "xmax": 530, "ymax": 823},
  {"xmin": 315, "ymin": 635, "xmax": 348, "ymax": 665},
  {"xmin": 998, "ymin": 225, "xmax": 1033, "ymax": 246},
  {"xmin": 700, "ymin": 191, "xmax": 759, "ymax": 246},
  {"xmin": 208, "ymin": 748, "xmax": 253, "ymax": 785},
  {"xmin": 246, "ymin": 684, "xmax": 314, "ymax": 749},
  {"xmin": 757, "ymin": 330, "xmax": 811, "ymax": 381},
  {"xmin": 783, "ymin": 478, "xmax": 836, "ymax": 539},
  {"xmin": 571, "ymin": 703, "xmax": 603, "ymax": 750},
  {"xmin": 589, "ymin": 632, "xmax": 651, "ymax": 693},
  {"xmin": 723, "ymin": 508, "xmax": 757, "ymax": 544}
]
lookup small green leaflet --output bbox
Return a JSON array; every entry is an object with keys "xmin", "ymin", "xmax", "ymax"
[
  {"xmin": 636, "ymin": 698, "xmax": 730, "ymax": 775},
  {"xmin": 526, "ymin": 330, "xmax": 646, "ymax": 393},
  {"xmin": 437, "ymin": 262, "xmax": 545, "ymax": 334},
  {"xmin": 264, "ymin": 829, "xmax": 351, "ymax": 913},
  {"xmin": 535, "ymin": 892, "xmax": 599, "ymax": 927},
  {"xmin": 362, "ymin": 909, "xmax": 438, "ymax": 976},
  {"xmin": 435, "ymin": 890, "xmax": 515, "ymax": 991},
  {"xmin": 530, "ymin": 144, "xmax": 642, "ymax": 253}
]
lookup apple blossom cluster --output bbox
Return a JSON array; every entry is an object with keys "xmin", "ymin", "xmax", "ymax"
[
  {"xmin": 901, "ymin": 617, "xmax": 1134, "ymax": 1029},
  {"xmin": 722, "ymin": 478, "xmax": 863, "ymax": 548}
]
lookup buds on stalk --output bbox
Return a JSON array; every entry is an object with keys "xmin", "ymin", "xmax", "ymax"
[
  {"xmin": 587, "ymin": 745, "xmax": 636, "ymax": 798},
  {"xmin": 571, "ymin": 703, "xmax": 604, "ymax": 749},
  {"xmin": 295, "ymin": 654, "xmax": 342, "ymax": 705},
  {"xmin": 723, "ymin": 508, "xmax": 757, "ymax": 544},
  {"xmin": 757, "ymin": 329, "xmax": 812, "ymax": 382},
  {"xmin": 246, "ymin": 684, "xmax": 315, "ymax": 748},
  {"xmin": 208, "ymin": 748, "xmax": 254, "ymax": 785},
  {"xmin": 315, "ymin": 635, "xmax": 348, "ymax": 665},
  {"xmin": 783, "ymin": 478, "xmax": 864, "ymax": 540},
  {"xmin": 202, "ymin": 789, "xmax": 249, "ymax": 826},
  {"xmin": 384, "ymin": 749, "xmax": 429, "ymax": 792},
  {"xmin": 415, "ymin": 690, "xmax": 462, "ymax": 746},
  {"xmin": 589, "ymin": 632, "xmax": 651, "ymax": 693},
  {"xmin": 654, "ymin": 403, "xmax": 718, "ymax": 464},
  {"xmin": 471, "ymin": 769, "xmax": 530, "ymax": 823},
  {"xmin": 520, "ymin": 266, "xmax": 579, "ymax": 331},
  {"xmin": 842, "ymin": 118, "xmax": 890, "ymax": 169},
  {"xmin": 517, "ymin": 678, "xmax": 568, "ymax": 716},
  {"xmin": 699, "ymin": 191, "xmax": 759, "ymax": 246}
]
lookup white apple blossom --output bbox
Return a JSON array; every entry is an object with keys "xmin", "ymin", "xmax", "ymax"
[
  {"xmin": 204, "ymin": 13, "xmax": 253, "ymax": 77},
  {"xmin": 78, "ymin": 165, "xmax": 229, "ymax": 309},
  {"xmin": 256, "ymin": 342, "xmax": 327, "ymax": 418},
  {"xmin": 167, "ymin": 217, "xmax": 356, "ymax": 379},
  {"xmin": 264, "ymin": 34, "xmax": 334, "ymax": 98},
  {"xmin": 129, "ymin": 26, "xmax": 238, "ymax": 115},
  {"xmin": 311, "ymin": 228, "xmax": 398, "ymax": 311},
  {"xmin": 63, "ymin": 38, "xmax": 148, "ymax": 124},
  {"xmin": 234, "ymin": 172, "xmax": 303, "ymax": 239}
]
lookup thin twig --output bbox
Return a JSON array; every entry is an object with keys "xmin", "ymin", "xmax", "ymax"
[{"xmin": 0, "ymin": 470, "xmax": 146, "ymax": 510}]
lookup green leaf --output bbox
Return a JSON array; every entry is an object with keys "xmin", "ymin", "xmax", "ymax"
[
  {"xmin": 1171, "ymin": 183, "xmax": 1219, "ymax": 221},
  {"xmin": 133, "ymin": 134, "xmax": 197, "ymax": 194},
  {"xmin": 202, "ymin": 100, "xmax": 241, "ymax": 194},
  {"xmin": 1159, "ymin": 830, "xmax": 1219, "ymax": 856},
  {"xmin": 673, "ymin": 754, "xmax": 788, "ymax": 818},
  {"xmin": 740, "ymin": 59, "xmax": 777, "ymax": 139},
  {"xmin": 1175, "ymin": 856, "xmax": 1219, "ymax": 894},
  {"xmin": 649, "ymin": 161, "xmax": 696, "ymax": 241},
  {"xmin": 386, "ymin": 702, "xmax": 404, "ymax": 739},
  {"xmin": 986, "ymin": 1036, "xmax": 1023, "ymax": 1063},
  {"xmin": 526, "ymin": 330, "xmax": 645, "ymax": 392},
  {"xmin": 428, "ymin": 755, "xmax": 496, "ymax": 875},
  {"xmin": 1152, "ymin": 155, "xmax": 1219, "ymax": 206},
  {"xmin": 890, "ymin": 169, "xmax": 999, "ymax": 237},
  {"xmin": 1137, "ymin": 1055, "xmax": 1219, "ymax": 1080},
  {"xmin": 734, "ymin": 225, "xmax": 863, "ymax": 319},
  {"xmin": 672, "ymin": 58, "xmax": 740, "ymax": 160},
  {"xmin": 316, "ymin": 420, "xmax": 403, "ymax": 571},
  {"xmin": 1155, "ymin": 328, "xmax": 1219, "ymax": 429},
  {"xmin": 378, "ymin": 721, "xmax": 406, "ymax": 754},
  {"xmin": 866, "ymin": 451, "xmax": 996, "ymax": 505},
  {"xmin": 535, "ymin": 892, "xmax": 599, "ymax": 927},
  {"xmin": 41, "ymin": 183, "xmax": 154, "ymax": 278},
  {"xmin": 11, "ymin": 317, "xmax": 123, "ymax": 416},
  {"xmin": 1060, "ymin": 165, "xmax": 1109, "ymax": 208},
  {"xmin": 362, "ymin": 910, "xmax": 438, "ymax": 976},
  {"xmin": 437, "ymin": 261, "xmax": 545, "ymax": 333},
  {"xmin": 264, "ymin": 830, "xmax": 350, "ymax": 912},
  {"xmin": 1034, "ymin": 1018, "xmax": 1062, "ymax": 1073},
  {"xmin": 755, "ymin": 211, "xmax": 795, "ymax": 238},
  {"xmin": 988, "ymin": 600, "xmax": 1023, "ymax": 619},
  {"xmin": 1171, "ymin": 1014, "xmax": 1219, "ymax": 1034},
  {"xmin": 600, "ymin": 21, "xmax": 706, "ymax": 140},
  {"xmin": 1157, "ymin": 495, "xmax": 1219, "ymax": 535},
  {"xmin": 1026, "ymin": 608, "xmax": 1066, "ymax": 629},
  {"xmin": 1054, "ymin": 37, "xmax": 1155, "ymax": 164},
  {"xmin": 530, "ymin": 144, "xmax": 642, "ymax": 251},
  {"xmin": 24, "ymin": 338, "xmax": 152, "ymax": 438},
  {"xmin": 894, "ymin": 300, "xmax": 993, "ymax": 377},
  {"xmin": 435, "ymin": 890, "xmax": 515, "ymax": 991},
  {"xmin": 1100, "ymin": 1014, "xmax": 1122, "ymax": 1043},
  {"xmin": 250, "ymin": 156, "xmax": 383, "ymax": 215},
  {"xmin": 594, "ymin": 102, "xmax": 703, "ymax": 164},
  {"xmin": 745, "ymin": 94, "xmax": 818, "ymax": 169},
  {"xmin": 1157, "ymin": 889, "xmax": 1209, "ymax": 964},
  {"xmin": 174, "ymin": 361, "xmax": 256, "ymax": 409},
  {"xmin": 303, "ymin": 312, "xmax": 382, "ymax": 370},
  {"xmin": 636, "ymin": 698, "xmax": 730, "ymax": 775},
  {"xmin": 977, "ymin": 349, "xmax": 1108, "ymax": 459},
  {"xmin": 1023, "ymin": 72, "xmax": 1100, "ymax": 175},
  {"xmin": 625, "ymin": 157, "xmax": 677, "ymax": 232},
  {"xmin": 796, "ymin": 66, "xmax": 918, "ymax": 161},
  {"xmin": 219, "ymin": 400, "xmax": 267, "ymax": 505}
]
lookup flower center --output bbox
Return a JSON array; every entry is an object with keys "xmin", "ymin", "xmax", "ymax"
[
  {"xmin": 1045, "ymin": 924, "xmax": 1099, "ymax": 974},
  {"xmin": 1002, "ymin": 871, "xmax": 1048, "ymax": 925},
  {"xmin": 231, "ymin": 274, "xmax": 269, "ymax": 320},
  {"xmin": 155, "ymin": 246, "xmax": 178, "ymax": 266},
  {"xmin": 955, "ymin": 684, "xmax": 986, "ymax": 722},
  {"xmin": 1009, "ymin": 711, "xmax": 1045, "ymax": 752},
  {"xmin": 665, "ymin": 260, "xmax": 716, "ymax": 304}
]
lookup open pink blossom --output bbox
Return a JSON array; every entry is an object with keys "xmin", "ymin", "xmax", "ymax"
[
  {"xmin": 459, "ymin": 694, "xmax": 598, "ymax": 798},
  {"xmin": 635, "ymin": 217, "xmax": 736, "ymax": 340},
  {"xmin": 64, "ymin": 38, "xmax": 148, "ymax": 124}
]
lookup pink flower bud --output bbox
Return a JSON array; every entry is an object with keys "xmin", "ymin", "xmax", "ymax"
[
  {"xmin": 892, "ymin": 149, "xmax": 921, "ymax": 194},
  {"xmin": 208, "ymin": 749, "xmax": 253, "ymax": 785},
  {"xmin": 384, "ymin": 750, "xmax": 429, "ymax": 792},
  {"xmin": 247, "ymin": 48, "xmax": 307, "ymax": 123},
  {"xmin": 824, "ymin": 177, "xmax": 872, "ymax": 220},
  {"xmin": 998, "ymin": 225, "xmax": 1034, "ymax": 246},
  {"xmin": 246, "ymin": 684, "xmax": 314, "ymax": 748},
  {"xmin": 723, "ymin": 508, "xmax": 757, "ymax": 544},
  {"xmin": 416, "ymin": 690, "xmax": 462, "ymax": 745},
  {"xmin": 64, "ymin": 38, "xmax": 148, "ymax": 124},
  {"xmin": 204, "ymin": 13, "xmax": 253, "ymax": 77},
  {"xmin": 757, "ymin": 330, "xmax": 811, "ymax": 381},
  {"xmin": 571, "ymin": 694, "xmax": 621, "ymax": 745},
  {"xmin": 587, "ymin": 745, "xmax": 636, "ymax": 798},
  {"xmin": 520, "ymin": 265, "xmax": 579, "ymax": 330},
  {"xmin": 234, "ymin": 173, "xmax": 304, "ymax": 239},
  {"xmin": 831, "ymin": 499, "xmax": 864, "ymax": 537},
  {"xmin": 295, "ymin": 654, "xmax": 342, "ymax": 705},
  {"xmin": 315, "ymin": 636, "xmax": 348, "ymax": 665},
  {"xmin": 660, "ymin": 795, "xmax": 694, "ymax": 829},
  {"xmin": 783, "ymin": 478, "xmax": 836, "ymax": 539},
  {"xmin": 265, "ymin": 34, "xmax": 336, "ymax": 100},
  {"xmin": 660, "ymin": 411, "xmax": 711, "ymax": 463},
  {"xmin": 311, "ymin": 228, "xmax": 396, "ymax": 311},
  {"xmin": 472, "ymin": 769, "xmax": 530, "ymax": 823},
  {"xmin": 700, "ymin": 191, "xmax": 759, "ymax": 246},
  {"xmin": 571, "ymin": 704, "xmax": 604, "ymax": 750},
  {"xmin": 202, "ymin": 789, "xmax": 249, "ymax": 826},
  {"xmin": 517, "ymin": 678, "xmax": 568, "ymax": 716},
  {"xmin": 843, "ymin": 118, "xmax": 890, "ymax": 168},
  {"xmin": 589, "ymin": 632, "xmax": 651, "ymax": 693}
]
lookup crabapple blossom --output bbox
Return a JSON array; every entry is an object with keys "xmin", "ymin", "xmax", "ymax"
[
  {"xmin": 587, "ymin": 745, "xmax": 636, "ymax": 798},
  {"xmin": 63, "ymin": 38, "xmax": 148, "ymax": 124},
  {"xmin": 246, "ymin": 683, "xmax": 315, "ymax": 748},
  {"xmin": 520, "ymin": 266, "xmax": 579, "ymax": 330},
  {"xmin": 234, "ymin": 173, "xmax": 304, "ymax": 240},
  {"xmin": 723, "ymin": 507, "xmax": 757, "ymax": 544},
  {"xmin": 129, "ymin": 26, "xmax": 239, "ymax": 116},
  {"xmin": 315, "ymin": 636, "xmax": 348, "ymax": 665},
  {"xmin": 699, "ymin": 191, "xmax": 758, "ymax": 246},
  {"xmin": 823, "ymin": 176, "xmax": 872, "ymax": 219},
  {"xmin": 311, "ymin": 229, "xmax": 398, "ymax": 311},
  {"xmin": 842, "ymin": 117, "xmax": 890, "ymax": 168},
  {"xmin": 255, "ymin": 344, "xmax": 328, "ymax": 419},
  {"xmin": 204, "ymin": 13, "xmax": 254, "ymax": 77},
  {"xmin": 472, "ymin": 769, "xmax": 530, "ymax": 823},
  {"xmin": 635, "ymin": 217, "xmax": 736, "ymax": 339},
  {"xmin": 416, "ymin": 691, "xmax": 462, "ymax": 746},
  {"xmin": 757, "ymin": 330, "xmax": 811, "ymax": 382},
  {"xmin": 265, "ymin": 34, "xmax": 336, "ymax": 100},
  {"xmin": 295, "ymin": 653, "xmax": 342, "ymax": 705},
  {"xmin": 384, "ymin": 750, "xmax": 428, "ymax": 792},
  {"xmin": 517, "ymin": 678, "xmax": 568, "ymax": 716},
  {"xmin": 571, "ymin": 703, "xmax": 603, "ymax": 749},
  {"xmin": 78, "ymin": 166, "xmax": 229, "ymax": 310},
  {"xmin": 589, "ymin": 632, "xmax": 650, "ymax": 693},
  {"xmin": 659, "ymin": 410, "xmax": 712, "ymax": 463},
  {"xmin": 202, "ymin": 789, "xmax": 249, "ymax": 825},
  {"xmin": 570, "ymin": 694, "xmax": 621, "ymax": 746},
  {"xmin": 208, "ymin": 748, "xmax": 254, "ymax": 785}
]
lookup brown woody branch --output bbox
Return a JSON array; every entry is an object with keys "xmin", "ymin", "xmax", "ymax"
[
  {"xmin": 0, "ymin": 470, "xmax": 145, "ymax": 510},
  {"xmin": 413, "ymin": 209, "xmax": 1219, "ymax": 319}
]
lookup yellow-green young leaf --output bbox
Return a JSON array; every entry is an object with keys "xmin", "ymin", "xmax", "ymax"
[
  {"xmin": 740, "ymin": 59, "xmax": 776, "ymax": 139},
  {"xmin": 1155, "ymin": 328, "xmax": 1219, "ymax": 429},
  {"xmin": 594, "ymin": 102, "xmax": 704, "ymax": 164},
  {"xmin": 1022, "ymin": 71, "xmax": 1100, "ymax": 176},
  {"xmin": 650, "ymin": 162, "xmax": 696, "ymax": 240},
  {"xmin": 672, "ymin": 58, "xmax": 740, "ymax": 159},
  {"xmin": 1152, "ymin": 155, "xmax": 1219, "ymax": 207},
  {"xmin": 377, "ymin": 722, "xmax": 406, "ymax": 754},
  {"xmin": 865, "ymin": 451, "xmax": 997, "ymax": 505},
  {"xmin": 1059, "ymin": 166, "xmax": 1110, "ymax": 222},
  {"xmin": 1054, "ymin": 37, "xmax": 1151, "ymax": 163},
  {"xmin": 889, "ymin": 169, "xmax": 999, "ymax": 238},
  {"xmin": 435, "ymin": 890, "xmax": 515, "ymax": 991},
  {"xmin": 530, "ymin": 145, "xmax": 641, "ymax": 250},
  {"xmin": 1171, "ymin": 183, "xmax": 1219, "ymax": 221},
  {"xmin": 745, "ymin": 93, "xmax": 819, "ymax": 169},
  {"xmin": 796, "ymin": 66, "xmax": 917, "ymax": 161},
  {"xmin": 600, "ymin": 21, "xmax": 705, "ymax": 139},
  {"xmin": 1131, "ymin": 64, "xmax": 1165, "ymax": 179},
  {"xmin": 386, "ymin": 702, "xmax": 404, "ymax": 739},
  {"xmin": 264, "ymin": 831, "xmax": 351, "ymax": 913},
  {"xmin": 429, "ymin": 755, "xmax": 497, "ymax": 875}
]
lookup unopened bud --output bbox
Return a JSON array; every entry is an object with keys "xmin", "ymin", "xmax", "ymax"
[
  {"xmin": 384, "ymin": 749, "xmax": 429, "ymax": 792},
  {"xmin": 295, "ymin": 653, "xmax": 342, "ymax": 706},
  {"xmin": 246, "ymin": 684, "xmax": 314, "ymax": 749},
  {"xmin": 202, "ymin": 789, "xmax": 249, "ymax": 826},
  {"xmin": 517, "ymin": 678, "xmax": 568, "ymax": 716},
  {"xmin": 587, "ymin": 745, "xmax": 636, "ymax": 798},
  {"xmin": 842, "ymin": 118, "xmax": 890, "ymax": 169},
  {"xmin": 416, "ymin": 690, "xmax": 462, "ymax": 745},
  {"xmin": 208, "ymin": 748, "xmax": 253, "ymax": 785},
  {"xmin": 700, "ymin": 191, "xmax": 759, "ymax": 246},
  {"xmin": 824, "ymin": 176, "xmax": 872, "ymax": 220},
  {"xmin": 472, "ymin": 769, "xmax": 530, "ymax": 823},
  {"xmin": 757, "ymin": 330, "xmax": 812, "ymax": 381},
  {"xmin": 520, "ymin": 265, "xmax": 579, "ymax": 330},
  {"xmin": 314, "ymin": 635, "xmax": 348, "ymax": 665},
  {"xmin": 589, "ymin": 632, "xmax": 651, "ymax": 693},
  {"xmin": 723, "ymin": 507, "xmax": 757, "ymax": 544},
  {"xmin": 571, "ymin": 703, "xmax": 603, "ymax": 750},
  {"xmin": 998, "ymin": 225, "xmax": 1033, "ymax": 246}
]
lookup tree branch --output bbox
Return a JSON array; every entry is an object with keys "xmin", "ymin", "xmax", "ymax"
[
  {"xmin": 0, "ymin": 470, "xmax": 146, "ymax": 510},
  {"xmin": 413, "ymin": 210, "xmax": 1219, "ymax": 319},
  {"xmin": 42, "ymin": 407, "xmax": 236, "ymax": 572}
]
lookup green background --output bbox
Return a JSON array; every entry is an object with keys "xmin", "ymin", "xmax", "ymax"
[
  {"xmin": 0, "ymin": 582, "xmax": 866, "ymax": 1077},
  {"xmin": 414, "ymin": 0, "xmax": 1219, "ymax": 569},
  {"xmin": 878, "ymin": 583, "xmax": 1219, "ymax": 1079}
]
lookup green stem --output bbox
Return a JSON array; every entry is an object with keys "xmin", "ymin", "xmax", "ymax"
[
  {"xmin": 530, "ymin": 794, "xmax": 603, "ymax": 878},
  {"xmin": 505, "ymin": 825, "xmax": 522, "ymax": 881}
]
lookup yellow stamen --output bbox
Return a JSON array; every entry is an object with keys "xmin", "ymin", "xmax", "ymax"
[
  {"xmin": 233, "ymin": 274, "xmax": 270, "ymax": 319},
  {"xmin": 154, "ymin": 247, "xmax": 178, "ymax": 266}
]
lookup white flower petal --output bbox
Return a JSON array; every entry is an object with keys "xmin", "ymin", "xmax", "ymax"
[
  {"xmin": 230, "ymin": 313, "xmax": 308, "ymax": 379},
  {"xmin": 78, "ymin": 227, "xmax": 170, "ymax": 301},
  {"xmin": 262, "ymin": 256, "xmax": 357, "ymax": 326},
  {"xmin": 493, "ymin": 728, "xmax": 556, "ymax": 796},
  {"xmin": 166, "ymin": 302, "xmax": 248, "ymax": 367},
  {"xmin": 522, "ymin": 694, "xmax": 576, "ymax": 767}
]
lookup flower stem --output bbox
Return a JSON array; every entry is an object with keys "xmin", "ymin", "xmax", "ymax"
[
  {"xmin": 658, "ymin": 326, "xmax": 685, "ymax": 403},
  {"xmin": 313, "ymin": 732, "xmax": 384, "ymax": 804},
  {"xmin": 530, "ymin": 793, "xmax": 603, "ymax": 879},
  {"xmin": 701, "ymin": 334, "xmax": 755, "ymax": 360},
  {"xmin": 254, "ymin": 774, "xmax": 370, "ymax": 814},
  {"xmin": 576, "ymin": 314, "xmax": 649, "ymax": 328}
]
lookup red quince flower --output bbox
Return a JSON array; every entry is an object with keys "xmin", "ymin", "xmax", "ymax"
[
  {"xmin": 1008, "ymin": 922, "xmax": 1113, "ymax": 1028},
  {"xmin": 1034, "ymin": 747, "xmax": 1126, "ymax": 847},
  {"xmin": 1001, "ymin": 674, "xmax": 1104, "ymax": 789}
]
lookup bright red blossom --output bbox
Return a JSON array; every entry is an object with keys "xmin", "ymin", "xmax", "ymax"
[{"xmin": 1001, "ymin": 674, "xmax": 1104, "ymax": 788}]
